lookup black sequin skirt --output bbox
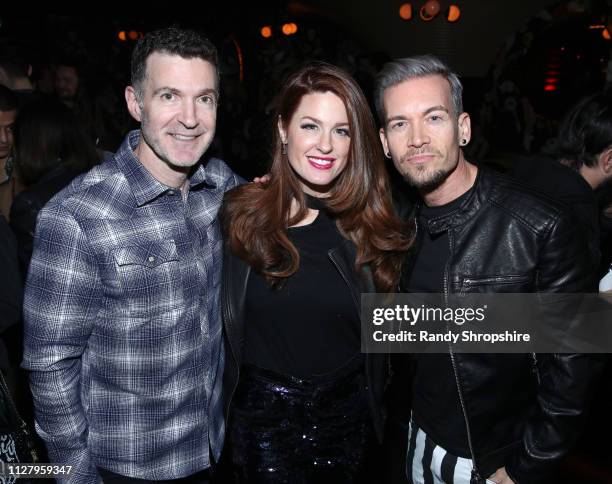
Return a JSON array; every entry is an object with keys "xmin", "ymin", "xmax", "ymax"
[{"xmin": 228, "ymin": 359, "xmax": 375, "ymax": 483}]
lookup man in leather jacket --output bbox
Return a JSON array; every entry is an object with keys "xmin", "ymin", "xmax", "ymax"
[{"xmin": 374, "ymin": 55, "xmax": 601, "ymax": 484}]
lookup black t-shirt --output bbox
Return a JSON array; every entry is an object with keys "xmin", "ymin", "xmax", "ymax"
[
  {"xmin": 404, "ymin": 188, "xmax": 473, "ymax": 458},
  {"xmin": 243, "ymin": 200, "xmax": 360, "ymax": 378}
]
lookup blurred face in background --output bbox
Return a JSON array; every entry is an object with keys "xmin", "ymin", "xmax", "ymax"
[
  {"xmin": 0, "ymin": 109, "xmax": 16, "ymax": 166},
  {"xmin": 55, "ymin": 65, "xmax": 80, "ymax": 102}
]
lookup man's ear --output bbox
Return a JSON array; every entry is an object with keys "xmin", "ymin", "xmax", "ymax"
[
  {"xmin": 457, "ymin": 112, "xmax": 471, "ymax": 145},
  {"xmin": 125, "ymin": 86, "xmax": 142, "ymax": 123},
  {"xmin": 379, "ymin": 127, "xmax": 390, "ymax": 157},
  {"xmin": 599, "ymin": 146, "xmax": 612, "ymax": 175},
  {"xmin": 277, "ymin": 115, "xmax": 287, "ymax": 144}
]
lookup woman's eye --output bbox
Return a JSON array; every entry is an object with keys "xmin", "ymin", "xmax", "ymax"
[
  {"xmin": 335, "ymin": 128, "xmax": 350, "ymax": 137},
  {"xmin": 301, "ymin": 123, "xmax": 318, "ymax": 130}
]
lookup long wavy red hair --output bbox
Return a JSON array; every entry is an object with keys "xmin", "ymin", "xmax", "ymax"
[{"xmin": 223, "ymin": 61, "xmax": 412, "ymax": 291}]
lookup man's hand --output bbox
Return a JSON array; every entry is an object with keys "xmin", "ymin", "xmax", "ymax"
[{"xmin": 488, "ymin": 467, "xmax": 515, "ymax": 484}]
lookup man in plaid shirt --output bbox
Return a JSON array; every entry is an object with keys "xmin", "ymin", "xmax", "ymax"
[{"xmin": 22, "ymin": 28, "xmax": 240, "ymax": 483}]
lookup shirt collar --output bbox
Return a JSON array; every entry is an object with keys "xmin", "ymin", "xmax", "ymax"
[{"xmin": 115, "ymin": 130, "xmax": 217, "ymax": 207}]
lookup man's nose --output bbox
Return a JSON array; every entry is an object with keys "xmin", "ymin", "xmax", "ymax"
[
  {"xmin": 409, "ymin": 124, "xmax": 430, "ymax": 147},
  {"xmin": 0, "ymin": 127, "xmax": 9, "ymax": 144},
  {"xmin": 178, "ymin": 101, "xmax": 198, "ymax": 129}
]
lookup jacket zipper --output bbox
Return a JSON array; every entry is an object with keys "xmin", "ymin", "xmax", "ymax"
[
  {"xmin": 445, "ymin": 229, "xmax": 482, "ymax": 482},
  {"xmin": 531, "ymin": 352, "xmax": 540, "ymax": 386},
  {"xmin": 462, "ymin": 274, "xmax": 529, "ymax": 286}
]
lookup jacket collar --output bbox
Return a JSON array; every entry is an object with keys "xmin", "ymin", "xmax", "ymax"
[{"xmin": 418, "ymin": 165, "xmax": 490, "ymax": 235}]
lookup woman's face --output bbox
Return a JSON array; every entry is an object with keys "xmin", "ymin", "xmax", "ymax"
[{"xmin": 279, "ymin": 91, "xmax": 351, "ymax": 197}]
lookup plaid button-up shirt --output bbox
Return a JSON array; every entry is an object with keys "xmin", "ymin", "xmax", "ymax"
[{"xmin": 22, "ymin": 131, "xmax": 241, "ymax": 483}]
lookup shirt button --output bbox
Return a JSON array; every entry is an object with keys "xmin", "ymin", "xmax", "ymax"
[
  {"xmin": 168, "ymin": 190, "xmax": 175, "ymax": 195},
  {"xmin": 148, "ymin": 256, "xmax": 156, "ymax": 263}
]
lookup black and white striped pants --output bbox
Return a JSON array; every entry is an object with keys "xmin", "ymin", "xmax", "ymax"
[{"xmin": 405, "ymin": 419, "xmax": 494, "ymax": 484}]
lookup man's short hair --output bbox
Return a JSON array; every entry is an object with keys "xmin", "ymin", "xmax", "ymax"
[
  {"xmin": 374, "ymin": 54, "xmax": 463, "ymax": 124},
  {"xmin": 554, "ymin": 89, "xmax": 612, "ymax": 169},
  {"xmin": 130, "ymin": 27, "xmax": 219, "ymax": 100},
  {"xmin": 0, "ymin": 84, "xmax": 17, "ymax": 112}
]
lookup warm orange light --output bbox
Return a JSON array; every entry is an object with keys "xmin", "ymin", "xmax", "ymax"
[
  {"xmin": 118, "ymin": 31, "xmax": 126, "ymax": 41},
  {"xmin": 424, "ymin": 0, "xmax": 441, "ymax": 17},
  {"xmin": 399, "ymin": 3, "xmax": 412, "ymax": 20},
  {"xmin": 447, "ymin": 5, "xmax": 461, "ymax": 22},
  {"xmin": 419, "ymin": 6, "xmax": 435, "ymax": 21},
  {"xmin": 282, "ymin": 23, "xmax": 298, "ymax": 35},
  {"xmin": 544, "ymin": 85, "xmax": 557, "ymax": 91},
  {"xmin": 230, "ymin": 35, "xmax": 244, "ymax": 82},
  {"xmin": 261, "ymin": 26, "xmax": 272, "ymax": 38},
  {"xmin": 128, "ymin": 30, "xmax": 139, "ymax": 40},
  {"xmin": 589, "ymin": 24, "xmax": 606, "ymax": 29},
  {"xmin": 603, "ymin": 28, "xmax": 611, "ymax": 40}
]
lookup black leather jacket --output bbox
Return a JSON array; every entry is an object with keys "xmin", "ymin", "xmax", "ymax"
[
  {"xmin": 398, "ymin": 167, "xmax": 601, "ymax": 483},
  {"xmin": 221, "ymin": 238, "xmax": 390, "ymax": 442}
]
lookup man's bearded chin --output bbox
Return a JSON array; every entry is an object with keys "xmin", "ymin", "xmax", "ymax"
[{"xmin": 403, "ymin": 165, "xmax": 452, "ymax": 192}]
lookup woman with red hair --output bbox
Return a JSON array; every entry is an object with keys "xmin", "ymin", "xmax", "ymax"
[{"xmin": 222, "ymin": 61, "xmax": 412, "ymax": 482}]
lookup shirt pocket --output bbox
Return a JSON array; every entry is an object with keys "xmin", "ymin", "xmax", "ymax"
[{"xmin": 112, "ymin": 240, "xmax": 182, "ymax": 317}]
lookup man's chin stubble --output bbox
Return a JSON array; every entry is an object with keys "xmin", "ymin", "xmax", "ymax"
[{"xmin": 404, "ymin": 168, "xmax": 450, "ymax": 192}]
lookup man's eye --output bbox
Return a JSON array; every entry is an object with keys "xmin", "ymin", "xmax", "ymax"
[
  {"xmin": 161, "ymin": 93, "xmax": 174, "ymax": 101},
  {"xmin": 391, "ymin": 121, "xmax": 405, "ymax": 130},
  {"xmin": 429, "ymin": 115, "xmax": 443, "ymax": 122},
  {"xmin": 199, "ymin": 95, "xmax": 216, "ymax": 105}
]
